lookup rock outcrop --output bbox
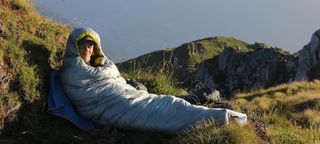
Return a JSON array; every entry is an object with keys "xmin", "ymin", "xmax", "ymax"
[
  {"xmin": 295, "ymin": 29, "xmax": 320, "ymax": 80},
  {"xmin": 193, "ymin": 29, "xmax": 320, "ymax": 96},
  {"xmin": 219, "ymin": 47, "xmax": 296, "ymax": 92},
  {"xmin": 194, "ymin": 47, "xmax": 297, "ymax": 96}
]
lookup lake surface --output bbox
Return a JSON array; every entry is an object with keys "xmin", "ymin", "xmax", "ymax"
[{"xmin": 35, "ymin": 0, "xmax": 320, "ymax": 62}]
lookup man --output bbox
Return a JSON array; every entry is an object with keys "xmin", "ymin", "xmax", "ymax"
[{"xmin": 60, "ymin": 27, "xmax": 247, "ymax": 134}]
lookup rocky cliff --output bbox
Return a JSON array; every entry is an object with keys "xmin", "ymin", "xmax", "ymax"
[
  {"xmin": 119, "ymin": 30, "xmax": 320, "ymax": 97},
  {"xmin": 295, "ymin": 29, "xmax": 320, "ymax": 80},
  {"xmin": 193, "ymin": 29, "xmax": 320, "ymax": 97}
]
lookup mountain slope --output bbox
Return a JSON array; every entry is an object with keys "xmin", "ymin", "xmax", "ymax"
[
  {"xmin": 118, "ymin": 36, "xmax": 268, "ymax": 82},
  {"xmin": 119, "ymin": 29, "xmax": 320, "ymax": 98}
]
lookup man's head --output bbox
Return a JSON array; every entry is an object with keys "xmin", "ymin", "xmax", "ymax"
[{"xmin": 78, "ymin": 36, "xmax": 95, "ymax": 64}]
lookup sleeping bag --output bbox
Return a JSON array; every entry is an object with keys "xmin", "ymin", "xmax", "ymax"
[{"xmin": 60, "ymin": 27, "xmax": 247, "ymax": 134}]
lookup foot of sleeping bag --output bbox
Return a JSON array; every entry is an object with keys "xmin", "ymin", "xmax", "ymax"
[{"xmin": 228, "ymin": 109, "xmax": 248, "ymax": 126}]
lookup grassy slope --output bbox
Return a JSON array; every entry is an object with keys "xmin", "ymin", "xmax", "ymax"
[
  {"xmin": 0, "ymin": 0, "xmax": 92, "ymax": 143},
  {"xmin": 1, "ymin": 1, "xmax": 319, "ymax": 144},
  {"xmin": 118, "ymin": 36, "xmax": 269, "ymax": 82},
  {"xmin": 234, "ymin": 80, "xmax": 320, "ymax": 144}
]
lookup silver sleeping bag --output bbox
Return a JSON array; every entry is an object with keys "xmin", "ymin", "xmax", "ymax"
[{"xmin": 60, "ymin": 27, "xmax": 247, "ymax": 134}]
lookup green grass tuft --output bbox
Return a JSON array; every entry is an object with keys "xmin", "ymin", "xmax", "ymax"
[
  {"xmin": 17, "ymin": 64, "xmax": 40, "ymax": 102},
  {"xmin": 122, "ymin": 69, "xmax": 186, "ymax": 96}
]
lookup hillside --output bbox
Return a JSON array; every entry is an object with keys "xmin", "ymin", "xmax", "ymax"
[
  {"xmin": 0, "ymin": 0, "xmax": 93, "ymax": 143},
  {"xmin": 119, "ymin": 29, "xmax": 320, "ymax": 98},
  {"xmin": 0, "ymin": 0, "xmax": 320, "ymax": 144},
  {"xmin": 118, "ymin": 37, "xmax": 269, "ymax": 82}
]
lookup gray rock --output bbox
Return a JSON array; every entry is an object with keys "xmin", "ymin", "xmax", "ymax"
[
  {"xmin": 192, "ymin": 62, "xmax": 217, "ymax": 89},
  {"xmin": 295, "ymin": 29, "xmax": 320, "ymax": 81},
  {"xmin": 190, "ymin": 29, "xmax": 320, "ymax": 96},
  {"xmin": 219, "ymin": 47, "xmax": 295, "ymax": 94},
  {"xmin": 193, "ymin": 46, "xmax": 297, "ymax": 96}
]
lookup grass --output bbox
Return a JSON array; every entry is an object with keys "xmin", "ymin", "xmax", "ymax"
[
  {"xmin": 233, "ymin": 80, "xmax": 320, "ymax": 143},
  {"xmin": 17, "ymin": 64, "xmax": 40, "ymax": 102},
  {"xmin": 172, "ymin": 121, "xmax": 263, "ymax": 144},
  {"xmin": 122, "ymin": 69, "xmax": 187, "ymax": 96},
  {"xmin": 0, "ymin": 0, "xmax": 84, "ymax": 143},
  {"xmin": 0, "ymin": 49, "xmax": 4, "ymax": 62},
  {"xmin": 265, "ymin": 114, "xmax": 320, "ymax": 144}
]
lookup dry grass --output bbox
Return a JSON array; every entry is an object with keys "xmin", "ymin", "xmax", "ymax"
[
  {"xmin": 303, "ymin": 109, "xmax": 320, "ymax": 124},
  {"xmin": 174, "ymin": 121, "xmax": 264, "ymax": 144},
  {"xmin": 233, "ymin": 80, "xmax": 320, "ymax": 143}
]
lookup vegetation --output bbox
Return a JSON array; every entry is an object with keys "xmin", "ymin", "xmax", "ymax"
[
  {"xmin": 117, "ymin": 36, "xmax": 269, "ymax": 83},
  {"xmin": 113, "ymin": 80, "xmax": 320, "ymax": 144},
  {"xmin": 0, "ymin": 0, "xmax": 91, "ymax": 143},
  {"xmin": 122, "ymin": 69, "xmax": 186, "ymax": 96},
  {"xmin": 234, "ymin": 80, "xmax": 320, "ymax": 144},
  {"xmin": 0, "ymin": 0, "xmax": 320, "ymax": 143}
]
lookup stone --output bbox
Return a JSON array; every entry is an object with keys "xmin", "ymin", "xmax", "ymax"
[
  {"xmin": 295, "ymin": 29, "xmax": 320, "ymax": 81},
  {"xmin": 193, "ymin": 46, "xmax": 296, "ymax": 97},
  {"xmin": 190, "ymin": 29, "xmax": 320, "ymax": 97}
]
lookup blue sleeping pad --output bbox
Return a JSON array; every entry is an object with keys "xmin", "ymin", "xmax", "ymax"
[{"xmin": 47, "ymin": 70, "xmax": 99, "ymax": 131}]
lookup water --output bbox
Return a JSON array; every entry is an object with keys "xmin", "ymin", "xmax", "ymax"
[{"xmin": 34, "ymin": 0, "xmax": 320, "ymax": 62}]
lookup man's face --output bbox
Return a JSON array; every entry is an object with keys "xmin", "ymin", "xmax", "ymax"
[{"xmin": 79, "ymin": 41, "xmax": 94, "ymax": 58}]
